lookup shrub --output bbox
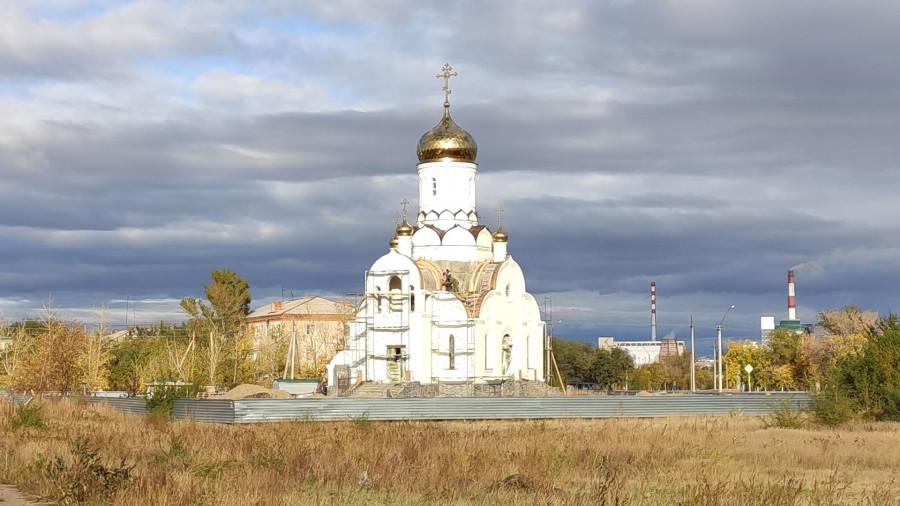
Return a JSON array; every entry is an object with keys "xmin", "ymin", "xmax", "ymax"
[
  {"xmin": 44, "ymin": 439, "xmax": 132, "ymax": 503},
  {"xmin": 9, "ymin": 400, "xmax": 45, "ymax": 429},
  {"xmin": 881, "ymin": 386, "xmax": 900, "ymax": 422},
  {"xmin": 812, "ymin": 389, "xmax": 856, "ymax": 426},
  {"xmin": 144, "ymin": 382, "xmax": 197, "ymax": 420},
  {"xmin": 763, "ymin": 398, "xmax": 806, "ymax": 429}
]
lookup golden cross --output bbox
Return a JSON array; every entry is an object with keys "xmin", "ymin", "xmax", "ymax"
[
  {"xmin": 436, "ymin": 63, "xmax": 457, "ymax": 106},
  {"xmin": 401, "ymin": 198, "xmax": 410, "ymax": 219}
]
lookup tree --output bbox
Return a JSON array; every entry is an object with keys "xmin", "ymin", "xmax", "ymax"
[
  {"xmin": 550, "ymin": 337, "xmax": 595, "ymax": 386},
  {"xmin": 180, "ymin": 270, "xmax": 252, "ymax": 388},
  {"xmin": 629, "ymin": 363, "xmax": 664, "ymax": 391},
  {"xmin": 827, "ymin": 314, "xmax": 900, "ymax": 421},
  {"xmin": 590, "ymin": 347, "xmax": 634, "ymax": 390},
  {"xmin": 723, "ymin": 340, "xmax": 768, "ymax": 390}
]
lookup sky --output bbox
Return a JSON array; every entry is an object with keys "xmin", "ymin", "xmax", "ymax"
[{"xmin": 2, "ymin": 1, "xmax": 899, "ymax": 355}]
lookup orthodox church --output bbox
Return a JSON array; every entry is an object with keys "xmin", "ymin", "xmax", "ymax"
[{"xmin": 326, "ymin": 64, "xmax": 545, "ymax": 391}]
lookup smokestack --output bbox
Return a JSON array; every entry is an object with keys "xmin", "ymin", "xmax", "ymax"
[
  {"xmin": 787, "ymin": 270, "xmax": 797, "ymax": 320},
  {"xmin": 651, "ymin": 282, "xmax": 657, "ymax": 341}
]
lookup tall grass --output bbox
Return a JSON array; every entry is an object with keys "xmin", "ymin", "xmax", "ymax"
[{"xmin": 1, "ymin": 399, "xmax": 899, "ymax": 504}]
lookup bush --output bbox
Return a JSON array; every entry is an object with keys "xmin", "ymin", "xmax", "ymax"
[
  {"xmin": 811, "ymin": 389, "xmax": 856, "ymax": 426},
  {"xmin": 9, "ymin": 401, "xmax": 45, "ymax": 429},
  {"xmin": 881, "ymin": 386, "xmax": 900, "ymax": 422},
  {"xmin": 763, "ymin": 398, "xmax": 806, "ymax": 429},
  {"xmin": 44, "ymin": 438, "xmax": 132, "ymax": 503},
  {"xmin": 145, "ymin": 383, "xmax": 197, "ymax": 420}
]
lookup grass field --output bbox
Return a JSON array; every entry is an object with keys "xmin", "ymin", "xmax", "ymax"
[{"xmin": 2, "ymin": 399, "xmax": 899, "ymax": 505}]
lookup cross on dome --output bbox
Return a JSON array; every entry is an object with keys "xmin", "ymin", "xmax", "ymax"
[
  {"xmin": 436, "ymin": 63, "xmax": 457, "ymax": 108},
  {"xmin": 401, "ymin": 198, "xmax": 410, "ymax": 219},
  {"xmin": 496, "ymin": 205, "xmax": 504, "ymax": 226}
]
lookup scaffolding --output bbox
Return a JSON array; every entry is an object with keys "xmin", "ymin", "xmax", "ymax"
[{"xmin": 363, "ymin": 269, "xmax": 411, "ymax": 382}]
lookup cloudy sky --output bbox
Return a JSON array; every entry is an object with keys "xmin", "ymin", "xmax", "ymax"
[{"xmin": 2, "ymin": 1, "xmax": 898, "ymax": 354}]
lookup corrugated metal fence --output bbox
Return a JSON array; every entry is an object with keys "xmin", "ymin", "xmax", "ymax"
[
  {"xmin": 172, "ymin": 393, "xmax": 811, "ymax": 424},
  {"xmin": 5, "ymin": 392, "xmax": 811, "ymax": 424}
]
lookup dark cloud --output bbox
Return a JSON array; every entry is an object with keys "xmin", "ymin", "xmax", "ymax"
[{"xmin": 2, "ymin": 1, "xmax": 899, "ymax": 352}]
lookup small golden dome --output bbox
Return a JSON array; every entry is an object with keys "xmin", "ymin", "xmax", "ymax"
[
  {"xmin": 492, "ymin": 225, "xmax": 508, "ymax": 243},
  {"xmin": 417, "ymin": 108, "xmax": 477, "ymax": 163},
  {"xmin": 396, "ymin": 218, "xmax": 414, "ymax": 237},
  {"xmin": 389, "ymin": 234, "xmax": 399, "ymax": 249}
]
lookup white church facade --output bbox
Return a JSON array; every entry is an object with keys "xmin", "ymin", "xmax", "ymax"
[{"xmin": 326, "ymin": 64, "xmax": 546, "ymax": 391}]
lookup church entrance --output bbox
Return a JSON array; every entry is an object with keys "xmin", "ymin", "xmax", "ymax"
[{"xmin": 387, "ymin": 345, "xmax": 406, "ymax": 382}]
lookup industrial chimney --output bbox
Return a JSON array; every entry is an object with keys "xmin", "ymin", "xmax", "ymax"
[
  {"xmin": 650, "ymin": 282, "xmax": 657, "ymax": 341},
  {"xmin": 787, "ymin": 270, "xmax": 797, "ymax": 321}
]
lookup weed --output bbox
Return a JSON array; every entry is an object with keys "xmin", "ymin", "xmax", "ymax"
[
  {"xmin": 154, "ymin": 434, "xmax": 192, "ymax": 469},
  {"xmin": 350, "ymin": 411, "xmax": 372, "ymax": 429},
  {"xmin": 192, "ymin": 459, "xmax": 232, "ymax": 479}
]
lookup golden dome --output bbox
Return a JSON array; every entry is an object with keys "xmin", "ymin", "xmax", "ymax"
[
  {"xmin": 417, "ymin": 107, "xmax": 477, "ymax": 163},
  {"xmin": 492, "ymin": 225, "xmax": 508, "ymax": 243},
  {"xmin": 389, "ymin": 234, "xmax": 399, "ymax": 249},
  {"xmin": 396, "ymin": 218, "xmax": 414, "ymax": 237}
]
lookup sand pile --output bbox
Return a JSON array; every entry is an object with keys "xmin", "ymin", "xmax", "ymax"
[{"xmin": 220, "ymin": 384, "xmax": 293, "ymax": 400}]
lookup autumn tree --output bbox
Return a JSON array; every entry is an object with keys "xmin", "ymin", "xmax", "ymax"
[{"xmin": 723, "ymin": 340, "xmax": 769, "ymax": 390}]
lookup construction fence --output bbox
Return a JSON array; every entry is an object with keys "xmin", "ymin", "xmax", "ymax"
[{"xmin": 4, "ymin": 392, "xmax": 811, "ymax": 424}]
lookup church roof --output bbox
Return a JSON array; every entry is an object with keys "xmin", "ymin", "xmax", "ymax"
[
  {"xmin": 416, "ymin": 109, "xmax": 478, "ymax": 163},
  {"xmin": 417, "ymin": 63, "xmax": 477, "ymax": 163},
  {"xmin": 412, "ymin": 258, "xmax": 503, "ymax": 318}
]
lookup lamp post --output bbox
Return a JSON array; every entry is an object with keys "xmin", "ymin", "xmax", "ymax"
[
  {"xmin": 690, "ymin": 316, "xmax": 696, "ymax": 393},
  {"xmin": 716, "ymin": 304, "xmax": 735, "ymax": 393}
]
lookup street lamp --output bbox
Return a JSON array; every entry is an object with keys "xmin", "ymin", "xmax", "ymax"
[{"xmin": 716, "ymin": 304, "xmax": 735, "ymax": 393}]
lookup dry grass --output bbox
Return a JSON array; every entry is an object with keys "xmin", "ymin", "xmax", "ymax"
[{"xmin": 2, "ymin": 399, "xmax": 900, "ymax": 505}]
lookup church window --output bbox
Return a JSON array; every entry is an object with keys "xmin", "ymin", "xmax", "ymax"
[
  {"xmin": 505, "ymin": 283, "xmax": 512, "ymax": 300},
  {"xmin": 409, "ymin": 285, "xmax": 415, "ymax": 312},
  {"xmin": 432, "ymin": 178, "xmax": 437, "ymax": 196},
  {"xmin": 306, "ymin": 323, "xmax": 316, "ymax": 335},
  {"xmin": 449, "ymin": 335, "xmax": 455, "ymax": 369},
  {"xmin": 389, "ymin": 276, "xmax": 403, "ymax": 312},
  {"xmin": 374, "ymin": 287, "xmax": 382, "ymax": 313}
]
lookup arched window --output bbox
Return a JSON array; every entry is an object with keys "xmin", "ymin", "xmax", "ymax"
[
  {"xmin": 409, "ymin": 285, "xmax": 415, "ymax": 312},
  {"xmin": 389, "ymin": 276, "xmax": 402, "ymax": 312},
  {"xmin": 374, "ymin": 287, "xmax": 382, "ymax": 313},
  {"xmin": 449, "ymin": 335, "xmax": 455, "ymax": 370}
]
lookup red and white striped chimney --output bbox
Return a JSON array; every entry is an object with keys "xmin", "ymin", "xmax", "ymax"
[
  {"xmin": 787, "ymin": 270, "xmax": 797, "ymax": 320},
  {"xmin": 650, "ymin": 281, "xmax": 657, "ymax": 341}
]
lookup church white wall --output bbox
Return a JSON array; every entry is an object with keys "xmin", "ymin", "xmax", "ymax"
[{"xmin": 417, "ymin": 162, "xmax": 477, "ymax": 230}]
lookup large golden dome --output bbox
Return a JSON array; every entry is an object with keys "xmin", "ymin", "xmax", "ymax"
[{"xmin": 416, "ymin": 107, "xmax": 478, "ymax": 163}]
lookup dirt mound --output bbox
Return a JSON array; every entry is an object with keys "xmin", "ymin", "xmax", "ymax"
[{"xmin": 220, "ymin": 384, "xmax": 292, "ymax": 400}]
